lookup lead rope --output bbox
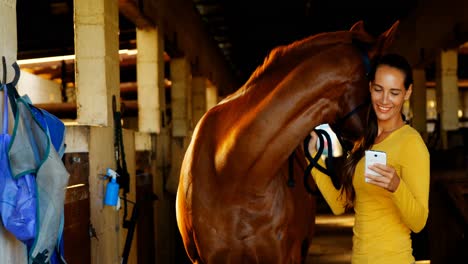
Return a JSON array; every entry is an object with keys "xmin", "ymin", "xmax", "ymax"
[
  {"xmin": 287, "ymin": 128, "xmax": 334, "ymax": 194},
  {"xmin": 112, "ymin": 96, "xmax": 130, "ymax": 225},
  {"xmin": 303, "ymin": 129, "xmax": 334, "ymax": 194}
]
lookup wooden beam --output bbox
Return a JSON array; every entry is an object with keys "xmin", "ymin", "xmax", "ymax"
[
  {"xmin": 426, "ymin": 79, "xmax": 468, "ymax": 88},
  {"xmin": 119, "ymin": 0, "xmax": 154, "ymax": 29}
]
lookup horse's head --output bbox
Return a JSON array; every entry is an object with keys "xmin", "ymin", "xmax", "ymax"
[
  {"xmin": 241, "ymin": 20, "xmax": 398, "ymax": 147},
  {"xmin": 329, "ymin": 20, "xmax": 400, "ymax": 150}
]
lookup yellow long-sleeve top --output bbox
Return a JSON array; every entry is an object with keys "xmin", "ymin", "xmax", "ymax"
[{"xmin": 311, "ymin": 125, "xmax": 430, "ymax": 264}]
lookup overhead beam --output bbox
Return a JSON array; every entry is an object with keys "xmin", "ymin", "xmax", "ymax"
[
  {"xmin": 142, "ymin": 0, "xmax": 238, "ymax": 94},
  {"xmin": 119, "ymin": 0, "xmax": 153, "ymax": 29},
  {"xmin": 390, "ymin": 0, "xmax": 468, "ymax": 67}
]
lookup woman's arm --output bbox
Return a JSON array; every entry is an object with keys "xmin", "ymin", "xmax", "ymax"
[
  {"xmin": 311, "ymin": 161, "xmax": 347, "ymax": 215},
  {"xmin": 364, "ymin": 133, "xmax": 430, "ymax": 232},
  {"xmin": 308, "ymin": 132, "xmax": 346, "ymax": 215},
  {"xmin": 391, "ymin": 134, "xmax": 430, "ymax": 232}
]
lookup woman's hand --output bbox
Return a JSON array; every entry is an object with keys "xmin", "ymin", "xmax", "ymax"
[
  {"xmin": 308, "ymin": 131, "xmax": 318, "ymax": 154},
  {"xmin": 365, "ymin": 164, "xmax": 400, "ymax": 192}
]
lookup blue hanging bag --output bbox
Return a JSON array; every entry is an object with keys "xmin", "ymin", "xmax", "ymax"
[
  {"xmin": 1, "ymin": 59, "xmax": 68, "ymax": 264},
  {"xmin": 0, "ymin": 69, "xmax": 37, "ymax": 245}
]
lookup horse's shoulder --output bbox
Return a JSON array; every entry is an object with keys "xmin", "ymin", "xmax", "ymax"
[{"xmin": 190, "ymin": 100, "xmax": 236, "ymax": 147}]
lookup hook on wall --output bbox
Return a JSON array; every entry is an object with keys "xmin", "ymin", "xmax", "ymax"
[
  {"xmin": 1, "ymin": 56, "xmax": 22, "ymax": 117},
  {"xmin": 1, "ymin": 56, "xmax": 21, "ymax": 86}
]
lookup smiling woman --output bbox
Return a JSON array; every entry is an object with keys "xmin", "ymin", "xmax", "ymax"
[
  {"xmin": 369, "ymin": 55, "xmax": 413, "ymax": 144},
  {"xmin": 308, "ymin": 53, "xmax": 430, "ymax": 264}
]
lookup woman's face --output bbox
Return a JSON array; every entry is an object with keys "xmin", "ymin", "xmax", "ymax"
[{"xmin": 369, "ymin": 65, "xmax": 412, "ymax": 124}]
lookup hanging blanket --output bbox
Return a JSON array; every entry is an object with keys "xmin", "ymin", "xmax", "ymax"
[{"xmin": 6, "ymin": 73, "xmax": 69, "ymax": 263}]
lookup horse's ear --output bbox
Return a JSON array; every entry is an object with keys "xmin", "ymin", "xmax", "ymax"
[
  {"xmin": 380, "ymin": 20, "xmax": 399, "ymax": 46},
  {"xmin": 378, "ymin": 20, "xmax": 400, "ymax": 53},
  {"xmin": 371, "ymin": 20, "xmax": 400, "ymax": 58},
  {"xmin": 349, "ymin": 20, "xmax": 366, "ymax": 33}
]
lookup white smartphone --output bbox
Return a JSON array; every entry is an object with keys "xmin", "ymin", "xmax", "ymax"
[{"xmin": 365, "ymin": 150, "xmax": 387, "ymax": 177}]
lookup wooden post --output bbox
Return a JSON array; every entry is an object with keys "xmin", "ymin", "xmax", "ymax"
[
  {"xmin": 167, "ymin": 57, "xmax": 191, "ymax": 194},
  {"xmin": 135, "ymin": 24, "xmax": 176, "ymax": 263},
  {"xmin": 411, "ymin": 68, "xmax": 427, "ymax": 137},
  {"xmin": 436, "ymin": 49, "xmax": 459, "ymax": 149},
  {"xmin": 136, "ymin": 27, "xmax": 165, "ymax": 133},
  {"xmin": 206, "ymin": 79, "xmax": 219, "ymax": 111},
  {"xmin": 74, "ymin": 0, "xmax": 125, "ymax": 263},
  {"xmin": 170, "ymin": 58, "xmax": 191, "ymax": 137},
  {"xmin": 0, "ymin": 0, "xmax": 27, "ymax": 262},
  {"xmin": 192, "ymin": 76, "xmax": 206, "ymax": 127},
  {"xmin": 88, "ymin": 126, "xmax": 120, "ymax": 263},
  {"xmin": 74, "ymin": 0, "xmax": 120, "ymax": 126}
]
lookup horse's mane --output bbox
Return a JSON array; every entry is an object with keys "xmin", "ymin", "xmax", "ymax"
[
  {"xmin": 217, "ymin": 29, "xmax": 375, "ymax": 105},
  {"xmin": 244, "ymin": 30, "xmax": 371, "ymax": 86}
]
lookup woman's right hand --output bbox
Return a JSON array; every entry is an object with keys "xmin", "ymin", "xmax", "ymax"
[{"xmin": 308, "ymin": 131, "xmax": 318, "ymax": 154}]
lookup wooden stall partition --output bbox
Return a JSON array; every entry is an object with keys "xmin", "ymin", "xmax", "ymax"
[
  {"xmin": 63, "ymin": 152, "xmax": 91, "ymax": 264},
  {"xmin": 62, "ymin": 125, "xmax": 91, "ymax": 264}
]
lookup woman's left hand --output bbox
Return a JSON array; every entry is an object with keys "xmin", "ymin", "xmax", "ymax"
[{"xmin": 365, "ymin": 164, "xmax": 400, "ymax": 192}]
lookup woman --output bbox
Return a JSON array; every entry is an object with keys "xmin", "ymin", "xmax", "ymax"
[{"xmin": 309, "ymin": 53, "xmax": 430, "ymax": 263}]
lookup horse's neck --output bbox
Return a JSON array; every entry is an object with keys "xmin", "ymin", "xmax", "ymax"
[
  {"xmin": 232, "ymin": 42, "xmax": 358, "ymax": 137},
  {"xmin": 213, "ymin": 43, "xmax": 361, "ymax": 190},
  {"xmin": 219, "ymin": 31, "xmax": 362, "ymax": 124}
]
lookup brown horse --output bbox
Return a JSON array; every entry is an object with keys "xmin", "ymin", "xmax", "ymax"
[{"xmin": 176, "ymin": 20, "xmax": 399, "ymax": 263}]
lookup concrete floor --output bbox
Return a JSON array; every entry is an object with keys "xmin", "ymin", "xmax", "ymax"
[{"xmin": 307, "ymin": 214, "xmax": 354, "ymax": 264}]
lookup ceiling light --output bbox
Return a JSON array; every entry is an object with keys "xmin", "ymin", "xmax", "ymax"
[{"xmin": 17, "ymin": 49, "xmax": 139, "ymax": 65}]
